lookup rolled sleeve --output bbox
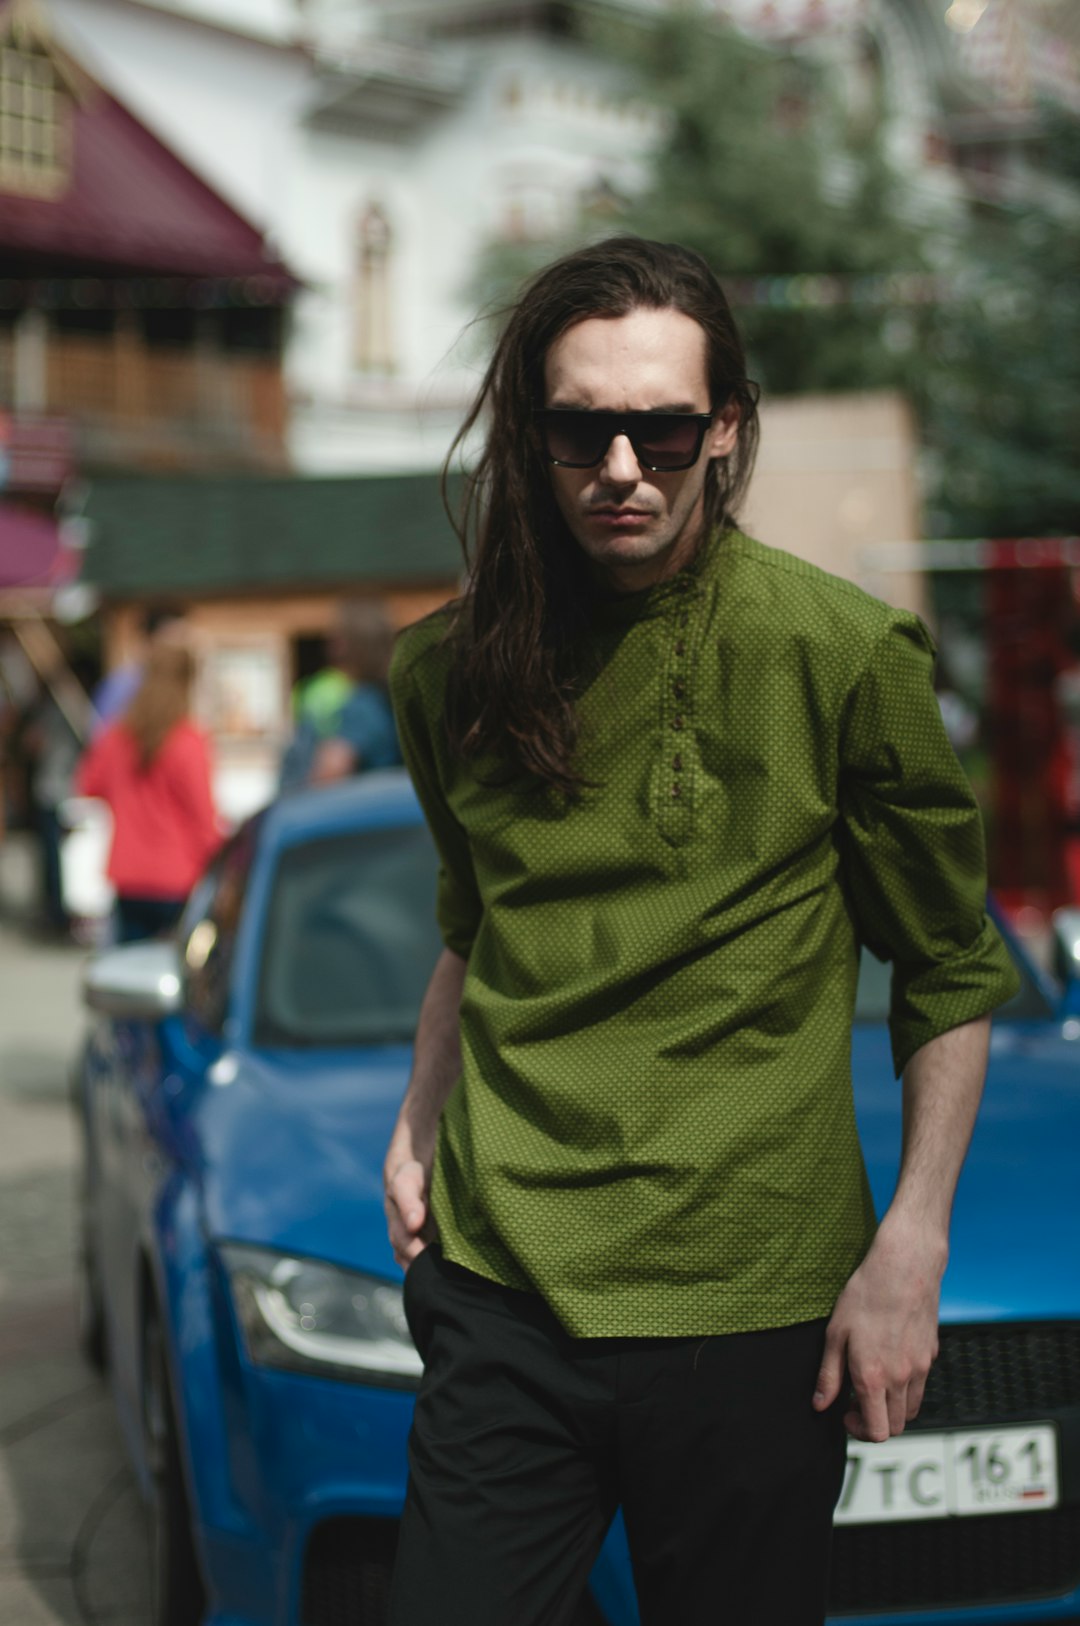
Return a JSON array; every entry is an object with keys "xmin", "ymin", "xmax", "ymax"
[
  {"xmin": 389, "ymin": 638, "xmax": 482, "ymax": 960},
  {"xmin": 838, "ymin": 611, "xmax": 1020, "ymax": 1076}
]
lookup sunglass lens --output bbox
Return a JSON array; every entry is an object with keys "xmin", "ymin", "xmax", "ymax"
[
  {"xmin": 632, "ymin": 416, "xmax": 703, "ymax": 469},
  {"xmin": 542, "ymin": 413, "xmax": 612, "ymax": 467},
  {"xmin": 539, "ymin": 411, "xmax": 707, "ymax": 469}
]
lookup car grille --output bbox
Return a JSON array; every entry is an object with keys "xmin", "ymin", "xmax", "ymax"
[
  {"xmin": 831, "ymin": 1506, "xmax": 1080, "ymax": 1614},
  {"xmin": 300, "ymin": 1519, "xmax": 397, "ymax": 1626},
  {"xmin": 300, "ymin": 1327, "xmax": 1080, "ymax": 1624},
  {"xmin": 829, "ymin": 1322, "xmax": 1080, "ymax": 1615},
  {"xmin": 916, "ymin": 1320, "xmax": 1080, "ymax": 1426},
  {"xmin": 299, "ymin": 1517, "xmax": 606, "ymax": 1626}
]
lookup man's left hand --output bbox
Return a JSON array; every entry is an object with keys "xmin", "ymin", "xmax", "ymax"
[{"xmin": 812, "ymin": 1218, "xmax": 946, "ymax": 1442}]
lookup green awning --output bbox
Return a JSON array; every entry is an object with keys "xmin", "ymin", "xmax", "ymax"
[{"xmin": 82, "ymin": 471, "xmax": 464, "ymax": 597}]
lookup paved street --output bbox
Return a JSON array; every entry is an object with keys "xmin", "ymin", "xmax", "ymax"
[{"xmin": 0, "ymin": 834, "xmax": 151, "ymax": 1625}]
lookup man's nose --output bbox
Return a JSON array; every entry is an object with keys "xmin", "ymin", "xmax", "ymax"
[{"xmin": 599, "ymin": 433, "xmax": 642, "ymax": 484}]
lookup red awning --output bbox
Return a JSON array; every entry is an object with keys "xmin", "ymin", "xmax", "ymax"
[
  {"xmin": 0, "ymin": 27, "xmax": 295, "ymax": 286},
  {"xmin": 0, "ymin": 503, "xmax": 75, "ymax": 589}
]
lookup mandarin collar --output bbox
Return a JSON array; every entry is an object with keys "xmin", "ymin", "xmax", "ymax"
[{"xmin": 591, "ymin": 526, "xmax": 729, "ymax": 624}]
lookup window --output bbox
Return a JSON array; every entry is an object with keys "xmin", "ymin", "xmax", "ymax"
[
  {"xmin": 352, "ymin": 203, "xmax": 395, "ymax": 375},
  {"xmin": 255, "ymin": 823, "xmax": 444, "ymax": 1048},
  {"xmin": 181, "ymin": 816, "xmax": 264, "ymax": 1038},
  {"xmin": 0, "ymin": 41, "xmax": 70, "ymax": 198}
]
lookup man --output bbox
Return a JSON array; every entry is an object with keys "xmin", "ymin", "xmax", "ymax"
[
  {"xmin": 278, "ymin": 598, "xmax": 400, "ymax": 792},
  {"xmin": 383, "ymin": 237, "xmax": 1018, "ymax": 1626}
]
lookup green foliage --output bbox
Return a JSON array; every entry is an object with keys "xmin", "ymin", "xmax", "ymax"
[
  {"xmin": 604, "ymin": 10, "xmax": 928, "ymax": 394},
  {"xmin": 469, "ymin": 6, "xmax": 927, "ymax": 395},
  {"xmin": 916, "ymin": 170, "xmax": 1080, "ymax": 539},
  {"xmin": 467, "ymin": 7, "xmax": 1080, "ymax": 539}
]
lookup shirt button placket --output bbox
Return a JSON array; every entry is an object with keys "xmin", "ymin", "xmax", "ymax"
[{"xmin": 662, "ymin": 584, "xmax": 695, "ymax": 837}]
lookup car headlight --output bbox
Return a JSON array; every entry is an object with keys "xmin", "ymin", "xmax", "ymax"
[{"xmin": 220, "ymin": 1244, "xmax": 422, "ymax": 1389}]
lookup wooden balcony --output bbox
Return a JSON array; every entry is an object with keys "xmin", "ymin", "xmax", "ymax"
[{"xmin": 0, "ymin": 327, "xmax": 288, "ymax": 472}]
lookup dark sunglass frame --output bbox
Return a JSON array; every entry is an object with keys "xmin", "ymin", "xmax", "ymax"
[{"xmin": 533, "ymin": 409, "xmax": 715, "ymax": 472}]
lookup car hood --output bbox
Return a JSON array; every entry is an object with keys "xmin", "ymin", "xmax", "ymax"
[
  {"xmin": 191, "ymin": 1045, "xmax": 411, "ymax": 1281},
  {"xmin": 852, "ymin": 1022, "xmax": 1080, "ymax": 1323},
  {"xmin": 188, "ymin": 1024, "xmax": 1080, "ymax": 1307}
]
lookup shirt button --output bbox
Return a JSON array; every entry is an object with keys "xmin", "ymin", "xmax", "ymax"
[
  {"xmin": 674, "ymin": 640, "xmax": 686, "ymax": 657},
  {"xmin": 679, "ymin": 613, "xmax": 689, "ymax": 628},
  {"xmin": 672, "ymin": 715, "xmax": 684, "ymax": 731},
  {"xmin": 672, "ymin": 781, "xmax": 682, "ymax": 799},
  {"xmin": 673, "ymin": 753, "xmax": 683, "ymax": 771},
  {"xmin": 673, "ymin": 679, "xmax": 685, "ymax": 698}
]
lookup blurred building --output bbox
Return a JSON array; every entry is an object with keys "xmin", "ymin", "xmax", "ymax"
[
  {"xmin": 81, "ymin": 470, "xmax": 461, "ymax": 817},
  {"xmin": 0, "ymin": 1, "xmax": 295, "ymax": 495},
  {"xmin": 0, "ymin": 0, "xmax": 298, "ymax": 817},
  {"xmin": 39, "ymin": 0, "xmax": 1080, "ymax": 483},
  {"xmin": 5, "ymin": 0, "xmax": 1075, "ymax": 817},
  {"xmin": 44, "ymin": 0, "xmax": 665, "ymax": 474}
]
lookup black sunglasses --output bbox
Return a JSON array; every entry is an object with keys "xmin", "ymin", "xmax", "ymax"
[{"xmin": 533, "ymin": 409, "xmax": 715, "ymax": 472}]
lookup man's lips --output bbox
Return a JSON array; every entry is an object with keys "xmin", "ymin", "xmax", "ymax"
[{"xmin": 586, "ymin": 507, "xmax": 654, "ymax": 524}]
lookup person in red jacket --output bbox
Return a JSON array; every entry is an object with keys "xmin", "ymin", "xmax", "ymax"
[{"xmin": 78, "ymin": 642, "xmax": 221, "ymax": 943}]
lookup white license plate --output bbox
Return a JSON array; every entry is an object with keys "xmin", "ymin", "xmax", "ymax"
[{"xmin": 833, "ymin": 1423, "xmax": 1059, "ymax": 1524}]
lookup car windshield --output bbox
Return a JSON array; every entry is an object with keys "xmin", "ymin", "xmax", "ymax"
[
  {"xmin": 254, "ymin": 822, "xmax": 445, "ymax": 1047},
  {"xmin": 256, "ymin": 819, "xmax": 1054, "ymax": 1044},
  {"xmin": 854, "ymin": 934, "xmax": 1053, "ymax": 1025}
]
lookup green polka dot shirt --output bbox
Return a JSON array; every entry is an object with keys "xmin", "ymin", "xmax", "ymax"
[{"xmin": 389, "ymin": 529, "xmax": 1020, "ymax": 1338}]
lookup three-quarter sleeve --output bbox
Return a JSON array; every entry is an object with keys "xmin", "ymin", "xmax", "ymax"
[
  {"xmin": 389, "ymin": 639, "xmax": 482, "ymax": 960},
  {"xmin": 838, "ymin": 611, "xmax": 1020, "ymax": 1077}
]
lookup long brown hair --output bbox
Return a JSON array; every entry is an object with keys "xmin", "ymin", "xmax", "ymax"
[
  {"xmin": 443, "ymin": 236, "xmax": 760, "ymax": 797},
  {"xmin": 122, "ymin": 642, "xmax": 195, "ymax": 768}
]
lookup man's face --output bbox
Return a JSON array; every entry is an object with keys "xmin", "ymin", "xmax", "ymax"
[{"xmin": 542, "ymin": 306, "xmax": 738, "ymax": 593}]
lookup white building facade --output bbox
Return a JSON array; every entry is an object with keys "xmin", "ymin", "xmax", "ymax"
[
  {"xmin": 40, "ymin": 0, "xmax": 1077, "ymax": 475},
  {"xmin": 43, "ymin": 0, "xmax": 662, "ymax": 470}
]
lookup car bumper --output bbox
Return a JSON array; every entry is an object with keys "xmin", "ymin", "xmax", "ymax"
[
  {"xmin": 180, "ymin": 1265, "xmax": 1080, "ymax": 1626},
  {"xmin": 192, "ymin": 1361, "xmax": 413, "ymax": 1626}
]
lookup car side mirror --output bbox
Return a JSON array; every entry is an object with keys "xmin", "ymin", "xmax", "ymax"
[
  {"xmin": 83, "ymin": 940, "xmax": 183, "ymax": 1022},
  {"xmin": 1051, "ymin": 909, "xmax": 1080, "ymax": 1006}
]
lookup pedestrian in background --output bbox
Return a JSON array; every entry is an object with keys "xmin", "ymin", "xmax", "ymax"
[
  {"xmin": 77, "ymin": 642, "xmax": 220, "ymax": 943},
  {"xmin": 19, "ymin": 649, "xmax": 95, "ymax": 937},
  {"xmin": 90, "ymin": 601, "xmax": 187, "ymax": 736},
  {"xmin": 279, "ymin": 598, "xmax": 401, "ymax": 792}
]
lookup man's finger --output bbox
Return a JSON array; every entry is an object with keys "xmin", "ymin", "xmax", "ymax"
[
  {"xmin": 905, "ymin": 1373, "xmax": 929, "ymax": 1421},
  {"xmin": 386, "ymin": 1162, "xmax": 427, "ymax": 1236},
  {"xmin": 848, "ymin": 1374, "xmax": 890, "ymax": 1443},
  {"xmin": 813, "ymin": 1326, "xmax": 846, "ymax": 1410},
  {"xmin": 394, "ymin": 1236, "xmax": 427, "ymax": 1270},
  {"xmin": 886, "ymin": 1383, "xmax": 909, "ymax": 1438}
]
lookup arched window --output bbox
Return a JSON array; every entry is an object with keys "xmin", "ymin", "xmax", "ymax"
[
  {"xmin": 0, "ymin": 29, "xmax": 71, "ymax": 199},
  {"xmin": 352, "ymin": 203, "xmax": 395, "ymax": 375}
]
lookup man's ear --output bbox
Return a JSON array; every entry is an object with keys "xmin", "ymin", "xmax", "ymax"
[{"xmin": 708, "ymin": 402, "xmax": 740, "ymax": 459}]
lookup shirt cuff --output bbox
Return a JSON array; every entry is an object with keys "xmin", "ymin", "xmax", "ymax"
[{"xmin": 887, "ymin": 914, "xmax": 1022, "ymax": 1077}]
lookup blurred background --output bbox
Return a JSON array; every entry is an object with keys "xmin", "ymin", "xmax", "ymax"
[{"xmin": 1, "ymin": 0, "xmax": 1078, "ymax": 948}]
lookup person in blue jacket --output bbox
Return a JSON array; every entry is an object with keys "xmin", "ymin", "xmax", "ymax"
[{"xmin": 279, "ymin": 598, "xmax": 401, "ymax": 792}]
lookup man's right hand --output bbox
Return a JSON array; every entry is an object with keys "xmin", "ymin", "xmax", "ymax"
[
  {"xmin": 381, "ymin": 946, "xmax": 468, "ymax": 1270},
  {"xmin": 384, "ymin": 1156, "xmax": 431, "ymax": 1269}
]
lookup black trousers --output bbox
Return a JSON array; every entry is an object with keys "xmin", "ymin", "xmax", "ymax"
[
  {"xmin": 389, "ymin": 1245, "xmax": 848, "ymax": 1626},
  {"xmin": 115, "ymin": 894, "xmax": 186, "ymax": 944}
]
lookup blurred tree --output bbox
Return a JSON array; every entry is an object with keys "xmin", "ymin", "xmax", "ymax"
[
  {"xmin": 600, "ymin": 9, "xmax": 928, "ymax": 396},
  {"xmin": 469, "ymin": 7, "xmax": 1080, "ymax": 541},
  {"xmin": 470, "ymin": 6, "xmax": 928, "ymax": 395},
  {"xmin": 916, "ymin": 112, "xmax": 1080, "ymax": 539}
]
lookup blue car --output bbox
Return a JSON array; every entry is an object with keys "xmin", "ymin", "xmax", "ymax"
[{"xmin": 77, "ymin": 769, "xmax": 1080, "ymax": 1626}]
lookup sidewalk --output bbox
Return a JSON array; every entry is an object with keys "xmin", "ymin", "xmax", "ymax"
[
  {"xmin": 0, "ymin": 831, "xmax": 150, "ymax": 1625},
  {"xmin": 0, "ymin": 831, "xmax": 84, "ymax": 1188}
]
